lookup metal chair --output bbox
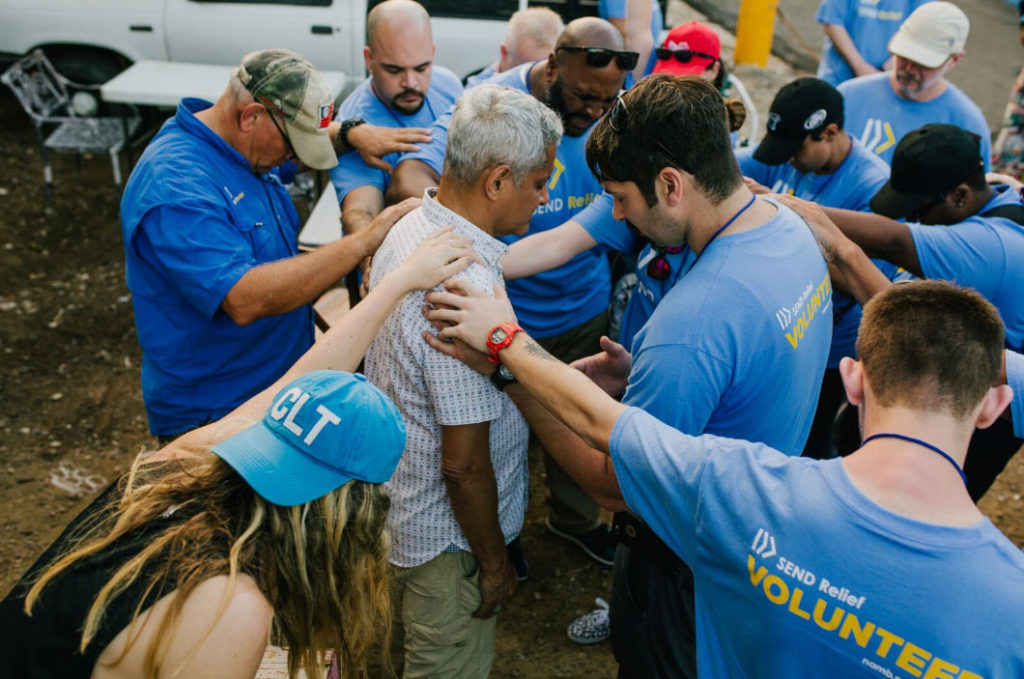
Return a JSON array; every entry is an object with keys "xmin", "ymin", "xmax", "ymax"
[{"xmin": 0, "ymin": 49, "xmax": 139, "ymax": 209}]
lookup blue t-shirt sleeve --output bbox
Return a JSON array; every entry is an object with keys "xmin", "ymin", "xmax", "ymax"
[
  {"xmin": 131, "ymin": 204, "xmax": 254, "ymax": 318},
  {"xmin": 907, "ymin": 221, "xmax": 1004, "ymax": 298},
  {"xmin": 624, "ymin": 342, "xmax": 732, "ymax": 435},
  {"xmin": 577, "ymin": 193, "xmax": 639, "ymax": 253},
  {"xmin": 601, "ymin": 0, "xmax": 626, "ymax": 19},
  {"xmin": 1007, "ymin": 350, "xmax": 1024, "ymax": 439},
  {"xmin": 330, "ymin": 150, "xmax": 389, "ymax": 203},
  {"xmin": 815, "ymin": 0, "xmax": 849, "ymax": 24},
  {"xmin": 398, "ymin": 108, "xmax": 452, "ymax": 174},
  {"xmin": 610, "ymin": 407, "xmax": 711, "ymax": 564}
]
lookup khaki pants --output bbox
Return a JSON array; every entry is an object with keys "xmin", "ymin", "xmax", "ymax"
[
  {"xmin": 398, "ymin": 551, "xmax": 495, "ymax": 678},
  {"xmin": 534, "ymin": 310, "xmax": 607, "ymax": 534}
]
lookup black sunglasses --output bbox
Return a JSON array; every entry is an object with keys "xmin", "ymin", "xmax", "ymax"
[
  {"xmin": 557, "ymin": 46, "xmax": 639, "ymax": 71},
  {"xmin": 646, "ymin": 244, "xmax": 686, "ymax": 281},
  {"xmin": 654, "ymin": 48, "xmax": 717, "ymax": 65},
  {"xmin": 608, "ymin": 94, "xmax": 690, "ymax": 173}
]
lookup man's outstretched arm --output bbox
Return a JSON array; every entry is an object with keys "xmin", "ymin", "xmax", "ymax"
[
  {"xmin": 819, "ymin": 205, "xmax": 922, "ymax": 276},
  {"xmin": 422, "ymin": 281, "xmax": 629, "ymax": 502}
]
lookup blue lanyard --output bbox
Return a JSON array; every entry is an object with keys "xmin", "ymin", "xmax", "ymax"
[
  {"xmin": 695, "ymin": 194, "xmax": 756, "ymax": 263},
  {"xmin": 861, "ymin": 433, "xmax": 968, "ymax": 487}
]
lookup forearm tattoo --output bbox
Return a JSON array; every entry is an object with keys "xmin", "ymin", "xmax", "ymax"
[{"xmin": 522, "ymin": 338, "xmax": 558, "ymax": 361}]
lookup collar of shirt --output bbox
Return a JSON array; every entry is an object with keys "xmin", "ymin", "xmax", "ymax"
[{"xmin": 420, "ymin": 188, "xmax": 508, "ymax": 267}]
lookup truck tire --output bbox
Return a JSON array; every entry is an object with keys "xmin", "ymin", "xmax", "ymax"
[{"xmin": 43, "ymin": 47, "xmax": 131, "ymax": 85}]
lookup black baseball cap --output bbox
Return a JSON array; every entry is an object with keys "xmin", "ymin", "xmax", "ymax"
[
  {"xmin": 870, "ymin": 124, "xmax": 984, "ymax": 219},
  {"xmin": 753, "ymin": 77, "xmax": 844, "ymax": 165}
]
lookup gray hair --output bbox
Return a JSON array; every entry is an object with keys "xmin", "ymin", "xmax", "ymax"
[
  {"xmin": 444, "ymin": 85, "xmax": 563, "ymax": 186},
  {"xmin": 227, "ymin": 69, "xmax": 255, "ymax": 104},
  {"xmin": 506, "ymin": 7, "xmax": 563, "ymax": 56}
]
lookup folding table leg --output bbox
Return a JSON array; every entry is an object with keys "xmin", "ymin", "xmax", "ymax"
[{"xmin": 110, "ymin": 150, "xmax": 122, "ymax": 185}]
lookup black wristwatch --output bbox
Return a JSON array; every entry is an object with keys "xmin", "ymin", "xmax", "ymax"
[
  {"xmin": 489, "ymin": 363, "xmax": 517, "ymax": 391},
  {"xmin": 337, "ymin": 118, "xmax": 366, "ymax": 154}
]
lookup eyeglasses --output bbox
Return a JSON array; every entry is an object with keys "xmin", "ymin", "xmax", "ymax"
[
  {"xmin": 556, "ymin": 46, "xmax": 639, "ymax": 71},
  {"xmin": 646, "ymin": 244, "xmax": 686, "ymax": 281},
  {"xmin": 260, "ymin": 102, "xmax": 297, "ymax": 160},
  {"xmin": 608, "ymin": 94, "xmax": 690, "ymax": 173},
  {"xmin": 654, "ymin": 48, "xmax": 717, "ymax": 65}
]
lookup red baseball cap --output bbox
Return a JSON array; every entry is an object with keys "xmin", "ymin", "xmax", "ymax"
[{"xmin": 652, "ymin": 22, "xmax": 721, "ymax": 77}]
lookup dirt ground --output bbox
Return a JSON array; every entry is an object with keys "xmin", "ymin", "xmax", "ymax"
[{"xmin": 2, "ymin": 15, "xmax": 1024, "ymax": 676}]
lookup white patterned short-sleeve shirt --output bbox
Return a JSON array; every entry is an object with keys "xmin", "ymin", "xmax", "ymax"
[{"xmin": 365, "ymin": 189, "xmax": 529, "ymax": 568}]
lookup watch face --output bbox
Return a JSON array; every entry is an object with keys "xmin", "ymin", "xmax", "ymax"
[
  {"xmin": 499, "ymin": 364, "xmax": 514, "ymax": 380},
  {"xmin": 489, "ymin": 327, "xmax": 508, "ymax": 343}
]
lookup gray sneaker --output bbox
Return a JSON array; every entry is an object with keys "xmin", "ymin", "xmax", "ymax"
[{"xmin": 566, "ymin": 597, "xmax": 610, "ymax": 645}]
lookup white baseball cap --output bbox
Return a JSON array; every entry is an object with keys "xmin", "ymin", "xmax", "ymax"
[{"xmin": 888, "ymin": 1, "xmax": 969, "ymax": 68}]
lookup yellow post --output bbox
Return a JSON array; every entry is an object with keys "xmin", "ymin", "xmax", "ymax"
[{"xmin": 734, "ymin": 0, "xmax": 778, "ymax": 67}]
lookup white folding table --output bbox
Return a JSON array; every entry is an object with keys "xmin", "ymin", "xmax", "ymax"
[{"xmin": 101, "ymin": 60, "xmax": 347, "ymax": 107}]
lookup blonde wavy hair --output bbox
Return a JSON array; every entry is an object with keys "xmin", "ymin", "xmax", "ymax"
[{"xmin": 24, "ymin": 430, "xmax": 393, "ymax": 678}]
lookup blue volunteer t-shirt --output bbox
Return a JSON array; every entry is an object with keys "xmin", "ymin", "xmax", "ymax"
[
  {"xmin": 815, "ymin": 0, "xmax": 928, "ymax": 86},
  {"xmin": 737, "ymin": 138, "xmax": 890, "ymax": 367},
  {"xmin": 120, "ymin": 98, "xmax": 314, "ymax": 435},
  {"xmin": 839, "ymin": 72, "xmax": 991, "ymax": 169},
  {"xmin": 401, "ymin": 62, "xmax": 622, "ymax": 337},
  {"xmin": 908, "ymin": 185, "xmax": 1024, "ymax": 350},
  {"xmin": 464, "ymin": 64, "xmax": 496, "ymax": 89},
  {"xmin": 623, "ymin": 198, "xmax": 832, "ymax": 453},
  {"xmin": 329, "ymin": 67, "xmax": 462, "ymax": 203},
  {"xmin": 610, "ymin": 406, "xmax": 1024, "ymax": 677}
]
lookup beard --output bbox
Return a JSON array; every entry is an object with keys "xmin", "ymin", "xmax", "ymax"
[
  {"xmin": 543, "ymin": 76, "xmax": 591, "ymax": 137},
  {"xmin": 392, "ymin": 88, "xmax": 426, "ymax": 115}
]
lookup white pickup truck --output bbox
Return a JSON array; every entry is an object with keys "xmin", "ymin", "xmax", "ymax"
[{"xmin": 0, "ymin": 0, "xmax": 599, "ymax": 89}]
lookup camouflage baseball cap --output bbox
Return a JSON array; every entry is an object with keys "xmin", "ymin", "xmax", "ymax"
[{"xmin": 238, "ymin": 48, "xmax": 338, "ymax": 170}]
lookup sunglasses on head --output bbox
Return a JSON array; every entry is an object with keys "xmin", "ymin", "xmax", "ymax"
[
  {"xmin": 654, "ymin": 48, "xmax": 717, "ymax": 65},
  {"xmin": 607, "ymin": 94, "xmax": 690, "ymax": 173},
  {"xmin": 557, "ymin": 45, "xmax": 639, "ymax": 71},
  {"xmin": 646, "ymin": 244, "xmax": 686, "ymax": 281}
]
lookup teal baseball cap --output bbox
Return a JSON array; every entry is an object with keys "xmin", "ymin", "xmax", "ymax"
[{"xmin": 212, "ymin": 371, "xmax": 406, "ymax": 506}]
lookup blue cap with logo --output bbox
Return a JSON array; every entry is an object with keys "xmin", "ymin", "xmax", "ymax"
[{"xmin": 212, "ymin": 370, "xmax": 406, "ymax": 506}]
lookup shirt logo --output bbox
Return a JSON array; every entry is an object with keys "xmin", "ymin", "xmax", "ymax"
[
  {"xmin": 318, "ymin": 103, "xmax": 334, "ymax": 130},
  {"xmin": 803, "ymin": 109, "xmax": 827, "ymax": 130},
  {"xmin": 767, "ymin": 112, "xmax": 781, "ymax": 132}
]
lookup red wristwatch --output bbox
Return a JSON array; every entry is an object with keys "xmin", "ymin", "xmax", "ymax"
[{"xmin": 485, "ymin": 323, "xmax": 524, "ymax": 365}]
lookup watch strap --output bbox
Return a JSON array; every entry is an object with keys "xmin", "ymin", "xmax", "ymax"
[
  {"xmin": 485, "ymin": 322, "xmax": 524, "ymax": 365},
  {"xmin": 489, "ymin": 364, "xmax": 516, "ymax": 391},
  {"xmin": 337, "ymin": 118, "xmax": 366, "ymax": 155}
]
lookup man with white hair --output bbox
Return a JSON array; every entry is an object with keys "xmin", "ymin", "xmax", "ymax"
[
  {"xmin": 838, "ymin": 1, "xmax": 990, "ymax": 168},
  {"xmin": 465, "ymin": 7, "xmax": 564, "ymax": 87},
  {"xmin": 364, "ymin": 84, "xmax": 562, "ymax": 676}
]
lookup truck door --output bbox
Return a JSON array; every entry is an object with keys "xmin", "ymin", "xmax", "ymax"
[{"xmin": 164, "ymin": 0, "xmax": 362, "ymax": 80}]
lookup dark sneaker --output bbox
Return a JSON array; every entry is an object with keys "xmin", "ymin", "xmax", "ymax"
[
  {"xmin": 567, "ymin": 597, "xmax": 610, "ymax": 644},
  {"xmin": 506, "ymin": 537, "xmax": 530, "ymax": 581},
  {"xmin": 544, "ymin": 518, "xmax": 618, "ymax": 566}
]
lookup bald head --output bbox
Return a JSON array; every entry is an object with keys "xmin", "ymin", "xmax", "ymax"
[
  {"xmin": 556, "ymin": 17, "xmax": 625, "ymax": 51},
  {"xmin": 504, "ymin": 7, "xmax": 563, "ymax": 65},
  {"xmin": 366, "ymin": 0, "xmax": 432, "ymax": 49}
]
